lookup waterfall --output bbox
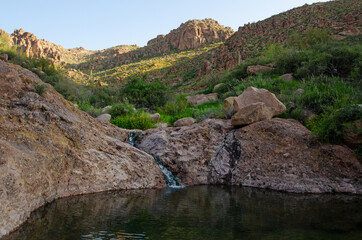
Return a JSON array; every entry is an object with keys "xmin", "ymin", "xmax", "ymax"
[{"xmin": 128, "ymin": 132, "xmax": 183, "ymax": 188}]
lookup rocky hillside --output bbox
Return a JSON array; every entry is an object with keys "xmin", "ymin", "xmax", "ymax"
[{"xmin": 211, "ymin": 0, "xmax": 362, "ymax": 71}]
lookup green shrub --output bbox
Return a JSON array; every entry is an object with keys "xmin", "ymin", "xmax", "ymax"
[
  {"xmin": 110, "ymin": 115, "xmax": 156, "ymax": 130},
  {"xmin": 122, "ymin": 76, "xmax": 170, "ymax": 109},
  {"xmin": 32, "ymin": 82, "xmax": 47, "ymax": 96},
  {"xmin": 108, "ymin": 102, "xmax": 135, "ymax": 118},
  {"xmin": 307, "ymin": 105, "xmax": 362, "ymax": 143}
]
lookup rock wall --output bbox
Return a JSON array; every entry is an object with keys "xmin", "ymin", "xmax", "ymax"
[
  {"xmin": 211, "ymin": 0, "xmax": 362, "ymax": 71},
  {"xmin": 138, "ymin": 119, "xmax": 362, "ymax": 193},
  {"xmin": 0, "ymin": 61, "xmax": 165, "ymax": 237}
]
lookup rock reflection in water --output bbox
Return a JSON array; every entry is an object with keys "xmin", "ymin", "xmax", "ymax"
[{"xmin": 2, "ymin": 186, "xmax": 362, "ymax": 240}]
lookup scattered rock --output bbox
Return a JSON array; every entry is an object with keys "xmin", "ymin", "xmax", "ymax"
[
  {"xmin": 213, "ymin": 83, "xmax": 223, "ymax": 92},
  {"xmin": 300, "ymin": 108, "xmax": 316, "ymax": 123},
  {"xmin": 101, "ymin": 105, "xmax": 111, "ymax": 113},
  {"xmin": 0, "ymin": 54, "xmax": 8, "ymax": 62},
  {"xmin": 186, "ymin": 93, "xmax": 217, "ymax": 106},
  {"xmin": 280, "ymin": 73, "xmax": 294, "ymax": 81},
  {"xmin": 231, "ymin": 102, "xmax": 273, "ymax": 126},
  {"xmin": 223, "ymin": 96, "xmax": 237, "ymax": 110},
  {"xmin": 96, "ymin": 114, "xmax": 111, "ymax": 123},
  {"xmin": 246, "ymin": 65, "xmax": 274, "ymax": 75},
  {"xmin": 288, "ymin": 102, "xmax": 297, "ymax": 111},
  {"xmin": 233, "ymin": 86, "xmax": 286, "ymax": 116},
  {"xmin": 295, "ymin": 88, "xmax": 305, "ymax": 96},
  {"xmin": 150, "ymin": 113, "xmax": 161, "ymax": 121},
  {"xmin": 173, "ymin": 117, "xmax": 196, "ymax": 127}
]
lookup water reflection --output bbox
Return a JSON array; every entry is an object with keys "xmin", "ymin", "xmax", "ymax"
[{"xmin": 3, "ymin": 186, "xmax": 362, "ymax": 240}]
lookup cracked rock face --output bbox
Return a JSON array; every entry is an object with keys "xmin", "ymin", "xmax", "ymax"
[
  {"xmin": 139, "ymin": 118, "xmax": 362, "ymax": 194},
  {"xmin": 0, "ymin": 61, "xmax": 165, "ymax": 237}
]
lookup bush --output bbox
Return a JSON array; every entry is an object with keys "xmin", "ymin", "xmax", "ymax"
[
  {"xmin": 110, "ymin": 115, "xmax": 156, "ymax": 130},
  {"xmin": 307, "ymin": 105, "xmax": 362, "ymax": 143},
  {"xmin": 32, "ymin": 82, "xmax": 47, "ymax": 96},
  {"xmin": 108, "ymin": 102, "xmax": 135, "ymax": 118},
  {"xmin": 122, "ymin": 76, "xmax": 170, "ymax": 109}
]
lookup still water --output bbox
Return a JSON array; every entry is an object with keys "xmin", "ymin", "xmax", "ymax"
[{"xmin": 3, "ymin": 186, "xmax": 362, "ymax": 240}]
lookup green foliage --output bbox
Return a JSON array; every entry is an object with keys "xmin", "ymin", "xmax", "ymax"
[
  {"xmin": 122, "ymin": 76, "xmax": 170, "ymax": 109},
  {"xmin": 110, "ymin": 115, "xmax": 156, "ymax": 130},
  {"xmin": 108, "ymin": 102, "xmax": 135, "ymax": 118},
  {"xmin": 32, "ymin": 82, "xmax": 47, "ymax": 96},
  {"xmin": 307, "ymin": 105, "xmax": 362, "ymax": 143}
]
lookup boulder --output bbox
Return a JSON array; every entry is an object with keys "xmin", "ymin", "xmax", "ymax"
[
  {"xmin": 223, "ymin": 96, "xmax": 237, "ymax": 109},
  {"xmin": 173, "ymin": 117, "xmax": 196, "ymax": 127},
  {"xmin": 0, "ymin": 61, "xmax": 165, "ymax": 237},
  {"xmin": 156, "ymin": 122, "xmax": 168, "ymax": 128},
  {"xmin": 0, "ymin": 54, "xmax": 8, "ymax": 62},
  {"xmin": 231, "ymin": 102, "xmax": 273, "ymax": 126},
  {"xmin": 150, "ymin": 113, "xmax": 161, "ymax": 121},
  {"xmin": 96, "ymin": 114, "xmax": 111, "ymax": 123},
  {"xmin": 186, "ymin": 93, "xmax": 217, "ymax": 106},
  {"xmin": 246, "ymin": 65, "xmax": 273, "ymax": 75},
  {"xmin": 233, "ymin": 86, "xmax": 286, "ymax": 116},
  {"xmin": 280, "ymin": 73, "xmax": 294, "ymax": 81}
]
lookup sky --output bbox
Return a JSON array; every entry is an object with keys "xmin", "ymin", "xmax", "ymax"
[{"xmin": 0, "ymin": 0, "xmax": 329, "ymax": 50}]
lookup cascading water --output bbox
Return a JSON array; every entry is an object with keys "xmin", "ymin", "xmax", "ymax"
[{"xmin": 128, "ymin": 132, "xmax": 183, "ymax": 188}]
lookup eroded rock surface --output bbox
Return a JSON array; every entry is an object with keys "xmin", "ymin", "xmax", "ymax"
[
  {"xmin": 0, "ymin": 61, "xmax": 165, "ymax": 237},
  {"xmin": 138, "ymin": 118, "xmax": 362, "ymax": 193}
]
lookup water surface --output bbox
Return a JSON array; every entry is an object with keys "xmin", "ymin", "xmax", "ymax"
[{"xmin": 3, "ymin": 186, "xmax": 362, "ymax": 240}]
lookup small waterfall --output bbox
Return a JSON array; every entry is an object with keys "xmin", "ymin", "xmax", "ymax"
[
  {"xmin": 128, "ymin": 132, "xmax": 183, "ymax": 188},
  {"xmin": 153, "ymin": 155, "xmax": 182, "ymax": 188}
]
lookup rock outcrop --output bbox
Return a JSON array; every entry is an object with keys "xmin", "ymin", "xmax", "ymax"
[
  {"xmin": 210, "ymin": 0, "xmax": 362, "ymax": 71},
  {"xmin": 147, "ymin": 19, "xmax": 234, "ymax": 51},
  {"xmin": 138, "ymin": 118, "xmax": 362, "ymax": 193},
  {"xmin": 0, "ymin": 61, "xmax": 165, "ymax": 237}
]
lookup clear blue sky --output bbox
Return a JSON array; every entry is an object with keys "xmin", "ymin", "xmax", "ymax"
[{"xmin": 0, "ymin": 0, "xmax": 329, "ymax": 50}]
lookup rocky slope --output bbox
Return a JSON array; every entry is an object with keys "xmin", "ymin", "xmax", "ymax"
[
  {"xmin": 211, "ymin": 0, "xmax": 362, "ymax": 71},
  {"xmin": 138, "ymin": 118, "xmax": 361, "ymax": 193},
  {"xmin": 0, "ymin": 60, "xmax": 165, "ymax": 237}
]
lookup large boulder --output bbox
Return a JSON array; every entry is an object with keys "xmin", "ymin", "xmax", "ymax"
[
  {"xmin": 173, "ymin": 117, "xmax": 196, "ymax": 127},
  {"xmin": 246, "ymin": 65, "xmax": 273, "ymax": 75},
  {"xmin": 186, "ymin": 93, "xmax": 217, "ymax": 106},
  {"xmin": 231, "ymin": 102, "xmax": 273, "ymax": 126},
  {"xmin": 138, "ymin": 118, "xmax": 362, "ymax": 193},
  {"xmin": 233, "ymin": 86, "xmax": 286, "ymax": 115},
  {"xmin": 0, "ymin": 61, "xmax": 165, "ymax": 237}
]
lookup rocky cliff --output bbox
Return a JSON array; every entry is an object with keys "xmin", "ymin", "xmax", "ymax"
[
  {"xmin": 0, "ymin": 60, "xmax": 165, "ymax": 237},
  {"xmin": 211, "ymin": 0, "xmax": 362, "ymax": 71}
]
